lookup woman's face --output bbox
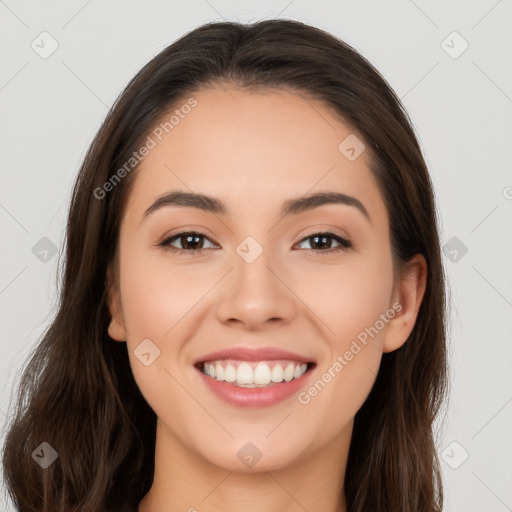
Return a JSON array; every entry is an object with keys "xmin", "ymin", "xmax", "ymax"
[{"xmin": 108, "ymin": 85, "xmax": 424, "ymax": 472}]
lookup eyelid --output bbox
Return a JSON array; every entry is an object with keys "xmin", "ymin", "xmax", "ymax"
[
  {"xmin": 295, "ymin": 224, "xmax": 351, "ymax": 243},
  {"xmin": 158, "ymin": 225, "xmax": 217, "ymax": 243}
]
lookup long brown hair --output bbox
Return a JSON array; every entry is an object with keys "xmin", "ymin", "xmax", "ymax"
[{"xmin": 2, "ymin": 19, "xmax": 448, "ymax": 511}]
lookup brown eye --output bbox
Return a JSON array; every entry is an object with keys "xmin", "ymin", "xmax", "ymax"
[
  {"xmin": 296, "ymin": 232, "xmax": 352, "ymax": 253},
  {"xmin": 158, "ymin": 232, "xmax": 217, "ymax": 254}
]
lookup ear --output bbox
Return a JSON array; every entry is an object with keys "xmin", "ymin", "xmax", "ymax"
[
  {"xmin": 106, "ymin": 265, "xmax": 127, "ymax": 342},
  {"xmin": 382, "ymin": 254, "xmax": 427, "ymax": 353}
]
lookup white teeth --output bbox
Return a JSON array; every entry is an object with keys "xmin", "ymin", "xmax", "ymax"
[
  {"xmin": 215, "ymin": 363, "xmax": 225, "ymax": 381},
  {"xmin": 293, "ymin": 364, "xmax": 303, "ymax": 379},
  {"xmin": 271, "ymin": 364, "xmax": 284, "ymax": 383},
  {"xmin": 224, "ymin": 364, "xmax": 237, "ymax": 382},
  {"xmin": 283, "ymin": 363, "xmax": 295, "ymax": 382},
  {"xmin": 201, "ymin": 360, "xmax": 309, "ymax": 387},
  {"xmin": 236, "ymin": 362, "xmax": 254, "ymax": 385},
  {"xmin": 254, "ymin": 363, "xmax": 272, "ymax": 385}
]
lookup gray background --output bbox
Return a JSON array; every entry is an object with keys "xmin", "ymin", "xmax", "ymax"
[{"xmin": 1, "ymin": 1, "xmax": 511, "ymax": 510}]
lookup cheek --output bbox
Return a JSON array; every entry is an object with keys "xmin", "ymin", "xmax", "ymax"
[
  {"xmin": 118, "ymin": 244, "xmax": 208, "ymax": 341},
  {"xmin": 290, "ymin": 251, "xmax": 393, "ymax": 434},
  {"xmin": 116, "ymin": 246, "xmax": 209, "ymax": 414},
  {"xmin": 295, "ymin": 250, "xmax": 394, "ymax": 344}
]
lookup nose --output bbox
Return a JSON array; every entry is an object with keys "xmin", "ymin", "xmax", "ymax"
[{"xmin": 215, "ymin": 250, "xmax": 296, "ymax": 331}]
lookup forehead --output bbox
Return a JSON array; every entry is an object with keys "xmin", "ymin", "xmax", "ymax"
[{"xmin": 123, "ymin": 85, "xmax": 387, "ymax": 226}]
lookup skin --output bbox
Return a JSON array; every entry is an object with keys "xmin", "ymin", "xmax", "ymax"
[{"xmin": 107, "ymin": 85, "xmax": 427, "ymax": 512}]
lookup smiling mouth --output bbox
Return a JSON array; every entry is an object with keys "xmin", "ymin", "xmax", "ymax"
[{"xmin": 195, "ymin": 360, "xmax": 316, "ymax": 388}]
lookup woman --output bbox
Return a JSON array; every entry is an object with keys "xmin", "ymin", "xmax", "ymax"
[{"xmin": 2, "ymin": 19, "xmax": 448, "ymax": 512}]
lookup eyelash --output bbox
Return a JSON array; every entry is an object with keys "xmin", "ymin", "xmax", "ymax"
[{"xmin": 157, "ymin": 231, "xmax": 353, "ymax": 256}]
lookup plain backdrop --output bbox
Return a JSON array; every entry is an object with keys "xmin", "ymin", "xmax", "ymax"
[{"xmin": 1, "ymin": 1, "xmax": 511, "ymax": 510}]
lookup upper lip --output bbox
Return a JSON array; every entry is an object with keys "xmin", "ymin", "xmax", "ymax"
[{"xmin": 194, "ymin": 347, "xmax": 316, "ymax": 365}]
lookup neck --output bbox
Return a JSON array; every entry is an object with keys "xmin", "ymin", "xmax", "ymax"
[{"xmin": 139, "ymin": 418, "xmax": 351, "ymax": 512}]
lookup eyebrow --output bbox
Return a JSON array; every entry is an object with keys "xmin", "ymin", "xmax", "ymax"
[{"xmin": 143, "ymin": 190, "xmax": 371, "ymax": 223}]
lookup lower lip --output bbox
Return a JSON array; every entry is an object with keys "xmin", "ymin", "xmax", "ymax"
[{"xmin": 195, "ymin": 365, "xmax": 315, "ymax": 408}]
